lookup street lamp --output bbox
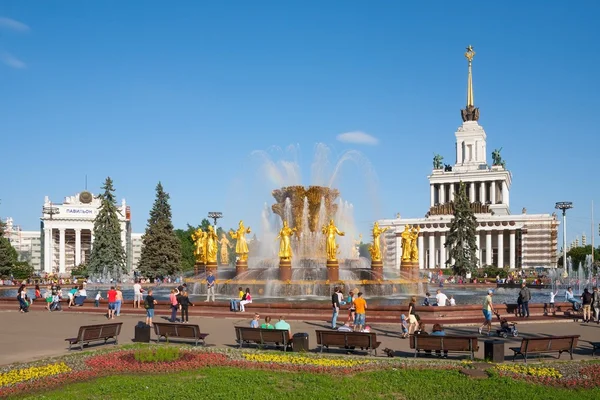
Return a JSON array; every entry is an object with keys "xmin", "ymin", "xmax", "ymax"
[
  {"xmin": 42, "ymin": 202, "xmax": 60, "ymax": 220},
  {"xmin": 555, "ymin": 201, "xmax": 573, "ymax": 270},
  {"xmin": 208, "ymin": 212, "xmax": 223, "ymax": 227}
]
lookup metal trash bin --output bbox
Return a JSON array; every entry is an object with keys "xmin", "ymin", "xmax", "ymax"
[
  {"xmin": 484, "ymin": 339, "xmax": 504, "ymax": 363},
  {"xmin": 292, "ymin": 332, "xmax": 309, "ymax": 352},
  {"xmin": 134, "ymin": 323, "xmax": 151, "ymax": 343}
]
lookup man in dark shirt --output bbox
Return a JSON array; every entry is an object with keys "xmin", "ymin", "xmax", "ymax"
[
  {"xmin": 519, "ymin": 283, "xmax": 531, "ymax": 318},
  {"xmin": 581, "ymin": 288, "xmax": 593, "ymax": 323},
  {"xmin": 331, "ymin": 287, "xmax": 340, "ymax": 329},
  {"xmin": 145, "ymin": 289, "xmax": 157, "ymax": 327}
]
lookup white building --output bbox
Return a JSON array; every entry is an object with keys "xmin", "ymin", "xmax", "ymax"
[
  {"xmin": 379, "ymin": 48, "xmax": 558, "ymax": 270},
  {"xmin": 3, "ymin": 218, "xmax": 42, "ymax": 270}
]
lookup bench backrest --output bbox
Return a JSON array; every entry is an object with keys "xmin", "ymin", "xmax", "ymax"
[
  {"xmin": 154, "ymin": 323, "xmax": 200, "ymax": 338},
  {"xmin": 235, "ymin": 327, "xmax": 289, "ymax": 344},
  {"xmin": 315, "ymin": 330, "xmax": 376, "ymax": 348},
  {"xmin": 520, "ymin": 336, "xmax": 579, "ymax": 352},
  {"xmin": 410, "ymin": 335, "xmax": 478, "ymax": 352},
  {"xmin": 79, "ymin": 323, "xmax": 122, "ymax": 341}
]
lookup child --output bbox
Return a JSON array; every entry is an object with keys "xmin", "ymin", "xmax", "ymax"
[
  {"xmin": 549, "ymin": 289, "xmax": 558, "ymax": 315},
  {"xmin": 400, "ymin": 314, "xmax": 409, "ymax": 338},
  {"xmin": 449, "ymin": 295, "xmax": 456, "ymax": 306},
  {"xmin": 95, "ymin": 292, "xmax": 103, "ymax": 308},
  {"xmin": 423, "ymin": 292, "xmax": 431, "ymax": 306}
]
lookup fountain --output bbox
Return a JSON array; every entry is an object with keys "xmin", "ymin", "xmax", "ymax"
[
  {"xmin": 549, "ymin": 255, "xmax": 598, "ymax": 297},
  {"xmin": 189, "ymin": 143, "xmax": 421, "ymax": 299}
]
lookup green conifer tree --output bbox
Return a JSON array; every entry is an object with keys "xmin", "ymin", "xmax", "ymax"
[
  {"xmin": 88, "ymin": 177, "xmax": 126, "ymax": 278},
  {"xmin": 445, "ymin": 181, "xmax": 479, "ymax": 275},
  {"xmin": 0, "ymin": 218, "xmax": 18, "ymax": 277},
  {"xmin": 137, "ymin": 182, "xmax": 181, "ymax": 279}
]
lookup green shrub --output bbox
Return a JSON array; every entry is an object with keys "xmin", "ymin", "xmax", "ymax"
[{"xmin": 133, "ymin": 347, "xmax": 181, "ymax": 363}]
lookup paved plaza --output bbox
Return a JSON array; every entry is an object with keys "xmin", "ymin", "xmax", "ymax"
[{"xmin": 0, "ymin": 308, "xmax": 598, "ymax": 366}]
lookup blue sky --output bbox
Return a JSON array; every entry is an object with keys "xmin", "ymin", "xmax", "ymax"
[{"xmin": 0, "ymin": 1, "xmax": 598, "ymax": 247}]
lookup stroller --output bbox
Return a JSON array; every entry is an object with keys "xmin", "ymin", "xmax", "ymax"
[
  {"xmin": 50, "ymin": 295, "xmax": 62, "ymax": 312},
  {"xmin": 496, "ymin": 317, "xmax": 518, "ymax": 338}
]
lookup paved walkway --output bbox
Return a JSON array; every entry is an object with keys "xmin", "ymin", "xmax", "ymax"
[{"xmin": 0, "ymin": 309, "xmax": 597, "ymax": 366}]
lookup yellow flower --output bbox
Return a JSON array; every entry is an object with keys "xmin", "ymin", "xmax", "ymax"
[
  {"xmin": 0, "ymin": 362, "xmax": 71, "ymax": 387},
  {"xmin": 494, "ymin": 364, "xmax": 562, "ymax": 378},
  {"xmin": 242, "ymin": 353, "xmax": 372, "ymax": 368}
]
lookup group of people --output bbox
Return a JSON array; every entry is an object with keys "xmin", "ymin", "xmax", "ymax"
[
  {"xmin": 249, "ymin": 314, "xmax": 292, "ymax": 338},
  {"xmin": 422, "ymin": 290, "xmax": 455, "ymax": 306},
  {"xmin": 229, "ymin": 286, "xmax": 253, "ymax": 312},
  {"xmin": 331, "ymin": 287, "xmax": 368, "ymax": 332}
]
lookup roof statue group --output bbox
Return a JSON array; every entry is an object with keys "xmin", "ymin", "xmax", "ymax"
[
  {"xmin": 432, "ymin": 147, "xmax": 506, "ymax": 170},
  {"xmin": 191, "ymin": 219, "xmax": 406, "ymax": 265}
]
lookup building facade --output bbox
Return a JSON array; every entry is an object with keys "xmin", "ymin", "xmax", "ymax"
[
  {"xmin": 3, "ymin": 218, "xmax": 42, "ymax": 270},
  {"xmin": 378, "ymin": 48, "xmax": 558, "ymax": 270}
]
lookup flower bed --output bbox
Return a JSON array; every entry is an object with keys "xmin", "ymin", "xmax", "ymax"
[
  {"xmin": 242, "ymin": 353, "xmax": 374, "ymax": 368},
  {"xmin": 494, "ymin": 362, "xmax": 600, "ymax": 388},
  {"xmin": 0, "ymin": 362, "xmax": 71, "ymax": 388}
]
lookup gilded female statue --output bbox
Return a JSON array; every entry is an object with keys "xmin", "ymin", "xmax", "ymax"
[
  {"xmin": 277, "ymin": 221, "xmax": 297, "ymax": 261},
  {"xmin": 219, "ymin": 233, "xmax": 231, "ymax": 265},
  {"xmin": 229, "ymin": 220, "xmax": 251, "ymax": 261},
  {"xmin": 370, "ymin": 221, "xmax": 389, "ymax": 262},
  {"xmin": 205, "ymin": 225, "xmax": 219, "ymax": 263},
  {"xmin": 400, "ymin": 225, "xmax": 412, "ymax": 261},
  {"xmin": 191, "ymin": 228, "xmax": 206, "ymax": 264},
  {"xmin": 410, "ymin": 226, "xmax": 420, "ymax": 261},
  {"xmin": 322, "ymin": 219, "xmax": 344, "ymax": 261}
]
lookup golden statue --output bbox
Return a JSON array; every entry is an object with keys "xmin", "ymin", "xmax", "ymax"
[
  {"xmin": 219, "ymin": 233, "xmax": 231, "ymax": 265},
  {"xmin": 322, "ymin": 219, "xmax": 344, "ymax": 261},
  {"xmin": 229, "ymin": 220, "xmax": 251, "ymax": 261},
  {"xmin": 277, "ymin": 221, "xmax": 297, "ymax": 261},
  {"xmin": 191, "ymin": 228, "xmax": 207, "ymax": 264},
  {"xmin": 369, "ymin": 221, "xmax": 389, "ymax": 262},
  {"xmin": 205, "ymin": 225, "xmax": 219, "ymax": 264},
  {"xmin": 410, "ymin": 225, "xmax": 420, "ymax": 262},
  {"xmin": 400, "ymin": 225, "xmax": 413, "ymax": 261}
]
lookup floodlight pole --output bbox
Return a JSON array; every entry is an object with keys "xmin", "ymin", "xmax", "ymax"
[{"xmin": 555, "ymin": 202, "xmax": 573, "ymax": 270}]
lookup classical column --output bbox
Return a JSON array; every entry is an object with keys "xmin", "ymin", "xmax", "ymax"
[
  {"xmin": 418, "ymin": 233, "xmax": 424, "ymax": 269},
  {"xmin": 485, "ymin": 231, "xmax": 492, "ymax": 266},
  {"xmin": 59, "ymin": 228, "xmax": 66, "ymax": 274},
  {"xmin": 509, "ymin": 230, "xmax": 516, "ymax": 269},
  {"xmin": 428, "ymin": 232, "xmax": 435, "ymax": 269},
  {"xmin": 440, "ymin": 184, "xmax": 446, "ymax": 204},
  {"xmin": 490, "ymin": 181, "xmax": 497, "ymax": 204},
  {"xmin": 502, "ymin": 180, "xmax": 509, "ymax": 206},
  {"xmin": 479, "ymin": 182, "xmax": 486, "ymax": 203},
  {"xmin": 44, "ymin": 228, "xmax": 52, "ymax": 273},
  {"xmin": 396, "ymin": 235, "xmax": 402, "ymax": 269},
  {"xmin": 430, "ymin": 184, "xmax": 435, "ymax": 207},
  {"xmin": 469, "ymin": 182, "xmax": 475, "ymax": 203},
  {"xmin": 439, "ymin": 232, "xmax": 446, "ymax": 268},
  {"xmin": 75, "ymin": 229, "xmax": 82, "ymax": 266},
  {"xmin": 497, "ymin": 230, "xmax": 504, "ymax": 268},
  {"xmin": 475, "ymin": 232, "xmax": 481, "ymax": 264},
  {"xmin": 449, "ymin": 184, "xmax": 455, "ymax": 202}
]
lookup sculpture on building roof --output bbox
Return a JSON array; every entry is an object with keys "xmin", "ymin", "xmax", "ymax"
[
  {"xmin": 492, "ymin": 148, "xmax": 506, "ymax": 168},
  {"xmin": 461, "ymin": 45, "xmax": 480, "ymax": 122},
  {"xmin": 433, "ymin": 154, "xmax": 444, "ymax": 169}
]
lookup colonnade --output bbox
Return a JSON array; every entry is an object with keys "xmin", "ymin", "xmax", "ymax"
[{"xmin": 429, "ymin": 180, "xmax": 509, "ymax": 207}]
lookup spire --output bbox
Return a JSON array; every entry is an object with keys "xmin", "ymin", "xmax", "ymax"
[{"xmin": 461, "ymin": 45, "xmax": 480, "ymax": 122}]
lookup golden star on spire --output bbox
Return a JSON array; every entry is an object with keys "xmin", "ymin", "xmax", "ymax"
[{"xmin": 465, "ymin": 45, "xmax": 476, "ymax": 63}]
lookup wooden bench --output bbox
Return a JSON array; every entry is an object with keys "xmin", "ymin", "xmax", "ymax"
[
  {"xmin": 591, "ymin": 342, "xmax": 600, "ymax": 357},
  {"xmin": 235, "ymin": 327, "xmax": 291, "ymax": 351},
  {"xmin": 509, "ymin": 335, "xmax": 579, "ymax": 362},
  {"xmin": 409, "ymin": 335, "xmax": 479, "ymax": 360},
  {"xmin": 65, "ymin": 322, "xmax": 122, "ymax": 351},
  {"xmin": 315, "ymin": 330, "xmax": 381, "ymax": 356},
  {"xmin": 153, "ymin": 323, "xmax": 209, "ymax": 346}
]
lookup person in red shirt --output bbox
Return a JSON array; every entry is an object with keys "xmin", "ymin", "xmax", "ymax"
[{"xmin": 107, "ymin": 286, "xmax": 117, "ymax": 320}]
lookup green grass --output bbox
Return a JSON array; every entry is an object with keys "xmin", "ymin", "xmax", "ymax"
[{"xmin": 20, "ymin": 367, "xmax": 600, "ymax": 400}]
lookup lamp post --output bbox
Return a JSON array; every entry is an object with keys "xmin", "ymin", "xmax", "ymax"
[
  {"xmin": 42, "ymin": 202, "xmax": 60, "ymax": 220},
  {"xmin": 208, "ymin": 212, "xmax": 223, "ymax": 227},
  {"xmin": 555, "ymin": 202, "xmax": 573, "ymax": 270}
]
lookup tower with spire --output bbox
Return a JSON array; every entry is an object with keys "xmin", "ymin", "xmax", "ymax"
[{"xmin": 376, "ymin": 46, "xmax": 559, "ymax": 271}]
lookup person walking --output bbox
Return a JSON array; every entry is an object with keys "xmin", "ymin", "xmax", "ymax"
[
  {"xmin": 353, "ymin": 292, "xmax": 367, "ymax": 332},
  {"xmin": 133, "ymin": 280, "xmax": 143, "ymax": 309},
  {"xmin": 331, "ymin": 287, "xmax": 340, "ymax": 329},
  {"xmin": 115, "ymin": 286, "xmax": 123, "ymax": 316},
  {"xmin": 592, "ymin": 287, "xmax": 600, "ymax": 324},
  {"xmin": 478, "ymin": 289, "xmax": 495, "ymax": 336},
  {"xmin": 205, "ymin": 271, "xmax": 216, "ymax": 302},
  {"xmin": 106, "ymin": 286, "xmax": 117, "ymax": 319},
  {"xmin": 519, "ymin": 283, "xmax": 531, "ymax": 318},
  {"xmin": 581, "ymin": 288, "xmax": 593, "ymax": 323},
  {"xmin": 407, "ymin": 296, "xmax": 418, "ymax": 335}
]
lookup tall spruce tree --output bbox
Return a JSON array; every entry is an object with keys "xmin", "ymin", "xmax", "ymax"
[
  {"xmin": 445, "ymin": 181, "xmax": 479, "ymax": 275},
  {"xmin": 0, "ymin": 219, "xmax": 17, "ymax": 277},
  {"xmin": 89, "ymin": 177, "xmax": 126, "ymax": 278},
  {"xmin": 137, "ymin": 182, "xmax": 181, "ymax": 279}
]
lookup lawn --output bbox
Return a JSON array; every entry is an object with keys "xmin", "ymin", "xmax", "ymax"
[{"xmin": 21, "ymin": 366, "xmax": 600, "ymax": 400}]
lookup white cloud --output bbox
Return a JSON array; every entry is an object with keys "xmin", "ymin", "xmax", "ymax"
[
  {"xmin": 336, "ymin": 131, "xmax": 379, "ymax": 146},
  {"xmin": 1, "ymin": 52, "xmax": 26, "ymax": 69},
  {"xmin": 0, "ymin": 17, "xmax": 30, "ymax": 32}
]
